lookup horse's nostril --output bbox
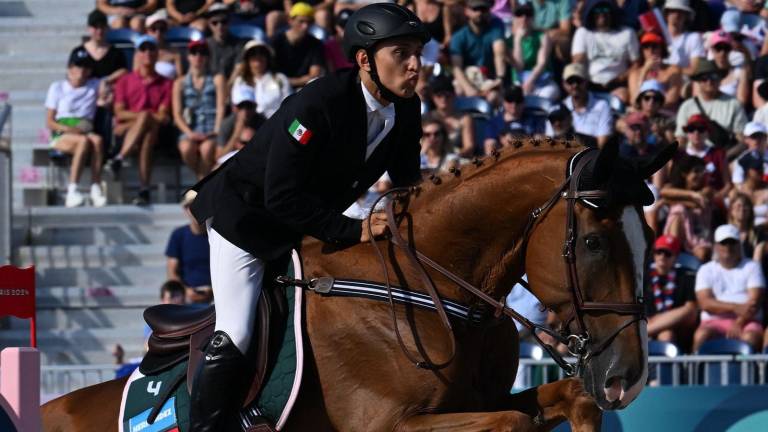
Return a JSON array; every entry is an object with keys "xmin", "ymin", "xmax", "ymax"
[{"xmin": 603, "ymin": 376, "xmax": 624, "ymax": 403}]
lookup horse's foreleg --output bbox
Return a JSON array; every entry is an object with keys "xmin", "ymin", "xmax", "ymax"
[
  {"xmin": 503, "ymin": 378, "xmax": 602, "ymax": 432},
  {"xmin": 396, "ymin": 411, "xmax": 539, "ymax": 432}
]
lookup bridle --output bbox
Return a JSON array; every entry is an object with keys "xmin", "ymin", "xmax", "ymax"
[{"xmin": 369, "ymin": 149, "xmax": 647, "ymax": 376}]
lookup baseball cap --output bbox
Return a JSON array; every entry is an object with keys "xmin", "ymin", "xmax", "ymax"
[
  {"xmin": 146, "ymin": 9, "xmax": 168, "ymax": 28},
  {"xmin": 243, "ymin": 39, "xmax": 275, "ymax": 57},
  {"xmin": 231, "ymin": 83, "xmax": 256, "ymax": 106},
  {"xmin": 430, "ymin": 75, "xmax": 455, "ymax": 95},
  {"xmin": 684, "ymin": 114, "xmax": 709, "ymax": 131},
  {"xmin": 640, "ymin": 32, "xmax": 664, "ymax": 46},
  {"xmin": 638, "ymin": 79, "xmax": 665, "ymax": 96},
  {"xmin": 514, "ymin": 3, "xmax": 534, "ymax": 16},
  {"xmin": 134, "ymin": 34, "xmax": 158, "ymax": 50},
  {"xmin": 563, "ymin": 63, "xmax": 587, "ymax": 81},
  {"xmin": 205, "ymin": 3, "xmax": 230, "ymax": 18},
  {"xmin": 624, "ymin": 111, "xmax": 648, "ymax": 127},
  {"xmin": 714, "ymin": 224, "xmax": 740, "ymax": 243},
  {"xmin": 290, "ymin": 2, "xmax": 314, "ymax": 18},
  {"xmin": 654, "ymin": 235, "xmax": 681, "ymax": 255},
  {"xmin": 69, "ymin": 47, "xmax": 95, "ymax": 68},
  {"xmin": 188, "ymin": 39, "xmax": 208, "ymax": 51},
  {"xmin": 503, "ymin": 86, "xmax": 524, "ymax": 103},
  {"xmin": 720, "ymin": 10, "xmax": 741, "ymax": 34},
  {"xmin": 744, "ymin": 121, "xmax": 767, "ymax": 137},
  {"xmin": 548, "ymin": 103, "xmax": 571, "ymax": 122},
  {"xmin": 87, "ymin": 9, "xmax": 108, "ymax": 27},
  {"xmin": 664, "ymin": 0, "xmax": 694, "ymax": 14},
  {"xmin": 709, "ymin": 30, "xmax": 732, "ymax": 47}
]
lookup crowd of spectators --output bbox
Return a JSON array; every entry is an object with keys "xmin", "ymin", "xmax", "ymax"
[{"xmin": 49, "ymin": 0, "xmax": 768, "ymax": 356}]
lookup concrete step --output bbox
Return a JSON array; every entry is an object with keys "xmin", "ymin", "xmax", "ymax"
[
  {"xmin": 17, "ymin": 243, "xmax": 168, "ymax": 269},
  {"xmin": 34, "ymin": 264, "xmax": 168, "ymax": 290},
  {"xmin": 13, "ymin": 203, "xmax": 185, "ymax": 227},
  {"xmin": 10, "ymin": 306, "xmax": 148, "ymax": 331},
  {"xmin": 13, "ymin": 221, "xmax": 180, "ymax": 247},
  {"xmin": 37, "ymin": 285, "xmax": 162, "ymax": 309},
  {"xmin": 0, "ymin": 326, "xmax": 145, "ymax": 365}
]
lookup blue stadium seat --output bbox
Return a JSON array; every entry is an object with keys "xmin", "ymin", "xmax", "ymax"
[
  {"xmin": 106, "ymin": 28, "xmax": 139, "ymax": 46},
  {"xmin": 454, "ymin": 97, "xmax": 493, "ymax": 118},
  {"xmin": 697, "ymin": 339, "xmax": 754, "ymax": 386},
  {"xmin": 165, "ymin": 26, "xmax": 204, "ymax": 47},
  {"xmin": 228, "ymin": 24, "xmax": 266, "ymax": 42},
  {"xmin": 309, "ymin": 25, "xmax": 328, "ymax": 41},
  {"xmin": 519, "ymin": 342, "xmax": 544, "ymax": 360},
  {"xmin": 648, "ymin": 340, "xmax": 679, "ymax": 385},
  {"xmin": 523, "ymin": 95, "xmax": 553, "ymax": 114}
]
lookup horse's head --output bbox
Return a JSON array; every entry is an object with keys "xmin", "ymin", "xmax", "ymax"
[{"xmin": 524, "ymin": 141, "xmax": 676, "ymax": 411}]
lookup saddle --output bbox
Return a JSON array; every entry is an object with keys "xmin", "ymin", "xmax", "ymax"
[{"xmin": 140, "ymin": 263, "xmax": 290, "ymax": 411}]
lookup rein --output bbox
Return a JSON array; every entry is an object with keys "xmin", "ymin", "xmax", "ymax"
[{"xmin": 365, "ymin": 149, "xmax": 647, "ymax": 376}]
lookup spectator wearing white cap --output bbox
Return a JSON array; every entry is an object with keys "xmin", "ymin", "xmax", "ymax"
[
  {"xmin": 694, "ymin": 223, "xmax": 765, "ymax": 352},
  {"xmin": 232, "ymin": 40, "xmax": 292, "ymax": 119},
  {"xmin": 664, "ymin": 0, "xmax": 705, "ymax": 76},
  {"xmin": 96, "ymin": 0, "xmax": 158, "ymax": 32},
  {"xmin": 172, "ymin": 40, "xmax": 226, "ymax": 180},
  {"xmin": 552, "ymin": 63, "xmax": 613, "ymax": 147},
  {"xmin": 144, "ymin": 9, "xmax": 183, "ymax": 80},
  {"xmin": 633, "ymin": 80, "xmax": 676, "ymax": 148},
  {"xmin": 216, "ymin": 84, "xmax": 264, "ymax": 160},
  {"xmin": 732, "ymin": 122, "xmax": 768, "ymax": 185}
]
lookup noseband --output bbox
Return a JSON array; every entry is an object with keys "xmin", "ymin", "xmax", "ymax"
[{"xmin": 372, "ymin": 148, "xmax": 647, "ymax": 376}]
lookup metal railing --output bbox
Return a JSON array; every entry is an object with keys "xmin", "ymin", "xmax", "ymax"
[
  {"xmin": 40, "ymin": 364, "xmax": 118, "ymax": 401},
  {"xmin": 0, "ymin": 99, "xmax": 11, "ymax": 265},
  {"xmin": 515, "ymin": 354, "xmax": 768, "ymax": 389}
]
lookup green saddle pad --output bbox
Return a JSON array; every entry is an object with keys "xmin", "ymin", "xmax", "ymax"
[{"xmin": 120, "ymin": 254, "xmax": 304, "ymax": 432}]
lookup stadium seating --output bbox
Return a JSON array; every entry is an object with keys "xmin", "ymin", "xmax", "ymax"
[
  {"xmin": 648, "ymin": 340, "xmax": 679, "ymax": 385},
  {"xmin": 697, "ymin": 339, "xmax": 754, "ymax": 386},
  {"xmin": 228, "ymin": 24, "xmax": 266, "ymax": 42}
]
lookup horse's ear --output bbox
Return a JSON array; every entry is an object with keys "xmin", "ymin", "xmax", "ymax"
[
  {"xmin": 592, "ymin": 137, "xmax": 619, "ymax": 184},
  {"xmin": 638, "ymin": 142, "xmax": 679, "ymax": 179}
]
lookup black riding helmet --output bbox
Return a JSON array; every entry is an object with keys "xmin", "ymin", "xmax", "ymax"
[{"xmin": 343, "ymin": 3, "xmax": 431, "ymax": 103}]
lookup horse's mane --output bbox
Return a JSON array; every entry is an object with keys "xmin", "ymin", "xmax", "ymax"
[{"xmin": 415, "ymin": 137, "xmax": 584, "ymax": 198}]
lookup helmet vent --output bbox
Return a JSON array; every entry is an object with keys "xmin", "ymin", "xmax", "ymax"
[{"xmin": 357, "ymin": 22, "xmax": 376, "ymax": 35}]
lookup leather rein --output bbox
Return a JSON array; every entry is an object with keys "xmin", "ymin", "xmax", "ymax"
[{"xmin": 367, "ymin": 150, "xmax": 647, "ymax": 376}]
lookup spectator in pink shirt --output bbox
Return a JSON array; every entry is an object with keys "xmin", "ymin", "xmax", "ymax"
[{"xmin": 110, "ymin": 35, "xmax": 172, "ymax": 206}]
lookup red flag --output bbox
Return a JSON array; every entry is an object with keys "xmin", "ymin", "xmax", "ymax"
[{"xmin": 0, "ymin": 266, "xmax": 35, "ymax": 319}]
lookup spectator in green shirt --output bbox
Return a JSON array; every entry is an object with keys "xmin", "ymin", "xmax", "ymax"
[{"xmin": 531, "ymin": 0, "xmax": 572, "ymax": 61}]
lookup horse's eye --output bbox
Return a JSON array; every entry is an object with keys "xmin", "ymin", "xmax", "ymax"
[{"xmin": 585, "ymin": 236, "xmax": 601, "ymax": 252}]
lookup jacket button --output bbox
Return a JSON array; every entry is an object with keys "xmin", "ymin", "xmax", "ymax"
[{"xmin": 352, "ymin": 181, "xmax": 359, "ymax": 188}]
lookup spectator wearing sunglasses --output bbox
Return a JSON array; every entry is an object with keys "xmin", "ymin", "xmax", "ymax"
[
  {"xmin": 143, "ymin": 10, "xmax": 183, "ymax": 79},
  {"xmin": 172, "ymin": 40, "xmax": 226, "ymax": 180},
  {"xmin": 216, "ymin": 84, "xmax": 265, "ymax": 160},
  {"xmin": 507, "ymin": 4, "xmax": 560, "ymax": 102},
  {"xmin": 674, "ymin": 59, "xmax": 747, "ymax": 148},
  {"xmin": 732, "ymin": 122, "xmax": 768, "ymax": 186},
  {"xmin": 420, "ymin": 118, "xmax": 458, "ymax": 174},
  {"xmin": 632, "ymin": 80, "xmax": 676, "ymax": 148},
  {"xmin": 449, "ymin": 0, "xmax": 505, "ymax": 101},
  {"xmin": 167, "ymin": 0, "xmax": 217, "ymax": 31},
  {"xmin": 664, "ymin": 0, "xmax": 705, "ymax": 76},
  {"xmin": 571, "ymin": 0, "xmax": 640, "ymax": 104},
  {"xmin": 629, "ymin": 32, "xmax": 683, "ymax": 109},
  {"xmin": 529, "ymin": 0, "xmax": 571, "ymax": 63},
  {"xmin": 682, "ymin": 113, "xmax": 731, "ymax": 197},
  {"xmin": 544, "ymin": 103, "xmax": 598, "ymax": 148},
  {"xmin": 96, "ymin": 0, "xmax": 158, "ymax": 32},
  {"xmin": 694, "ymin": 224, "xmax": 765, "ymax": 352},
  {"xmin": 708, "ymin": 30, "xmax": 751, "ymax": 106},
  {"xmin": 206, "ymin": 4, "xmax": 244, "ymax": 79},
  {"xmin": 645, "ymin": 235, "xmax": 698, "ymax": 345},
  {"xmin": 556, "ymin": 62, "xmax": 613, "ymax": 147},
  {"xmin": 110, "ymin": 35, "xmax": 173, "ymax": 206}
]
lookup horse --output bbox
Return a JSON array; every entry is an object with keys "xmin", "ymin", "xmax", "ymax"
[{"xmin": 41, "ymin": 138, "xmax": 674, "ymax": 431}]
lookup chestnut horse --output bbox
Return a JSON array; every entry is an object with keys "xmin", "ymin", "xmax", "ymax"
[{"xmin": 42, "ymin": 139, "xmax": 673, "ymax": 431}]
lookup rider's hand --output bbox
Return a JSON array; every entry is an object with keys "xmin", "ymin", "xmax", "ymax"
[{"xmin": 360, "ymin": 212, "xmax": 389, "ymax": 242}]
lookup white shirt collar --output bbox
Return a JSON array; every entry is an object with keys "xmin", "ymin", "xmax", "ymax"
[{"xmin": 361, "ymin": 81, "xmax": 395, "ymax": 119}]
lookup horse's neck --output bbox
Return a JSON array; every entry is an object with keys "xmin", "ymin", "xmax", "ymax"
[{"xmin": 409, "ymin": 150, "xmax": 573, "ymax": 302}]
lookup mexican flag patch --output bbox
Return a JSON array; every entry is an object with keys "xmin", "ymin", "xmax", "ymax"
[{"xmin": 288, "ymin": 119, "xmax": 312, "ymax": 145}]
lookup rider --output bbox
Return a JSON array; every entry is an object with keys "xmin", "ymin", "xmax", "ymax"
[{"xmin": 187, "ymin": 3, "xmax": 430, "ymax": 430}]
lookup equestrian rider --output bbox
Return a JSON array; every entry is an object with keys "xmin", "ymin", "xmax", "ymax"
[{"xmin": 187, "ymin": 4, "xmax": 430, "ymax": 430}]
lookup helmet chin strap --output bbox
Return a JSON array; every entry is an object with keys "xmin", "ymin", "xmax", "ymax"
[{"xmin": 366, "ymin": 49, "xmax": 411, "ymax": 104}]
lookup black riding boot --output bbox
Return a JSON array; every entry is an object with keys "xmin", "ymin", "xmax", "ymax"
[{"xmin": 190, "ymin": 330, "xmax": 251, "ymax": 432}]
